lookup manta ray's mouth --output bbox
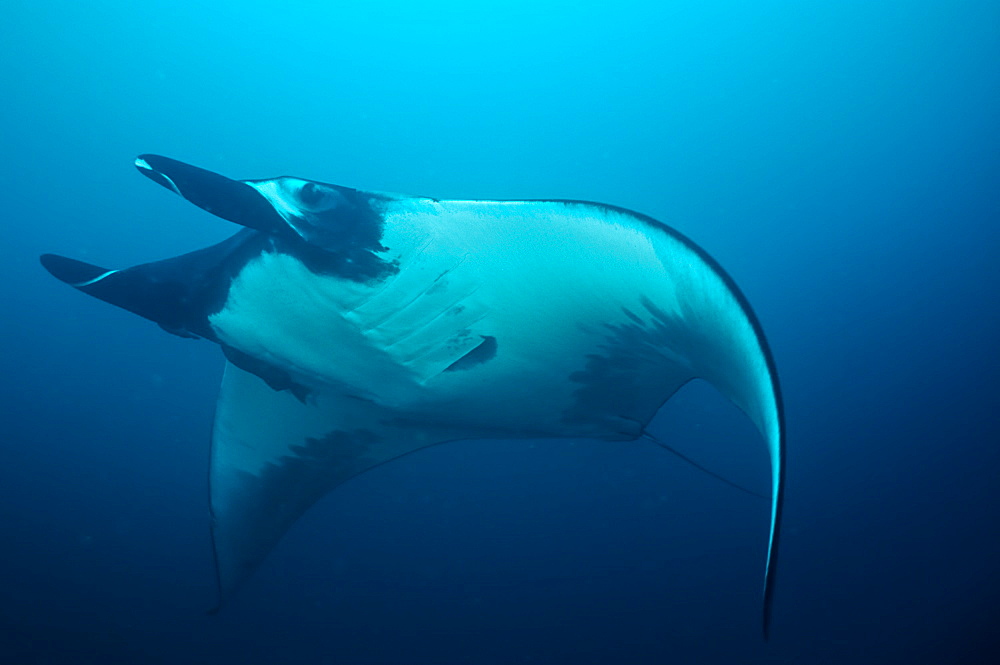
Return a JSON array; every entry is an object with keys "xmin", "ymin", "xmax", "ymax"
[{"xmin": 134, "ymin": 154, "xmax": 286, "ymax": 235}]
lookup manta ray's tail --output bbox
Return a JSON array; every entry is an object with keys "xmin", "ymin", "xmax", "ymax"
[{"xmin": 640, "ymin": 230, "xmax": 786, "ymax": 640}]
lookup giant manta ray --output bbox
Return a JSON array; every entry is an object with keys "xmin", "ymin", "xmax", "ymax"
[{"xmin": 41, "ymin": 155, "xmax": 785, "ymax": 637}]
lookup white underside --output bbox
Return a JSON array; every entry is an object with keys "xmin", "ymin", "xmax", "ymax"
[
  {"xmin": 207, "ymin": 201, "xmax": 720, "ymax": 435},
  {"xmin": 203, "ymin": 197, "xmax": 781, "ymax": 600}
]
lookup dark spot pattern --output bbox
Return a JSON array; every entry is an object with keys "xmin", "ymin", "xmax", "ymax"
[
  {"xmin": 211, "ymin": 428, "xmax": 382, "ymax": 596},
  {"xmin": 562, "ymin": 301, "xmax": 699, "ymax": 437},
  {"xmin": 277, "ymin": 233, "xmax": 400, "ymax": 283},
  {"xmin": 221, "ymin": 344, "xmax": 312, "ymax": 403},
  {"xmin": 444, "ymin": 335, "xmax": 498, "ymax": 372}
]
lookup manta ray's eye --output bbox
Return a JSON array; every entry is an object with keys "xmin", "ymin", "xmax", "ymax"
[
  {"xmin": 300, "ymin": 182, "xmax": 323, "ymax": 205},
  {"xmin": 295, "ymin": 181, "xmax": 342, "ymax": 213}
]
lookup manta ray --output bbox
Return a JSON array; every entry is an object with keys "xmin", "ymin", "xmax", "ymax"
[{"xmin": 40, "ymin": 155, "xmax": 785, "ymax": 638}]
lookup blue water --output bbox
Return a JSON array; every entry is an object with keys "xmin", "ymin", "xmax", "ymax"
[{"xmin": 2, "ymin": 1, "xmax": 998, "ymax": 663}]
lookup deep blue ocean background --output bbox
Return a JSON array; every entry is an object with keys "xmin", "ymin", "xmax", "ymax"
[{"xmin": 2, "ymin": 1, "xmax": 998, "ymax": 663}]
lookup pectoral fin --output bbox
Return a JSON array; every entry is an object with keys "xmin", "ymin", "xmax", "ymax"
[{"xmin": 208, "ymin": 362, "xmax": 445, "ymax": 600}]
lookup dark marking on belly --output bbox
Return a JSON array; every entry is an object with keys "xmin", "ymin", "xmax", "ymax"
[
  {"xmin": 221, "ymin": 344, "xmax": 312, "ymax": 404},
  {"xmin": 563, "ymin": 303, "xmax": 694, "ymax": 434},
  {"xmin": 282, "ymin": 235, "xmax": 400, "ymax": 283},
  {"xmin": 444, "ymin": 335, "xmax": 498, "ymax": 372}
]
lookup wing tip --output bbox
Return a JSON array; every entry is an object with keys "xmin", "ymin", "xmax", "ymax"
[
  {"xmin": 40, "ymin": 253, "xmax": 113, "ymax": 286},
  {"xmin": 762, "ymin": 582, "xmax": 776, "ymax": 640},
  {"xmin": 761, "ymin": 422, "xmax": 786, "ymax": 641}
]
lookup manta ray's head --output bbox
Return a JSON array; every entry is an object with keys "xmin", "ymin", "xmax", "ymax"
[
  {"xmin": 134, "ymin": 154, "xmax": 390, "ymax": 253},
  {"xmin": 40, "ymin": 156, "xmax": 404, "ymax": 339}
]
